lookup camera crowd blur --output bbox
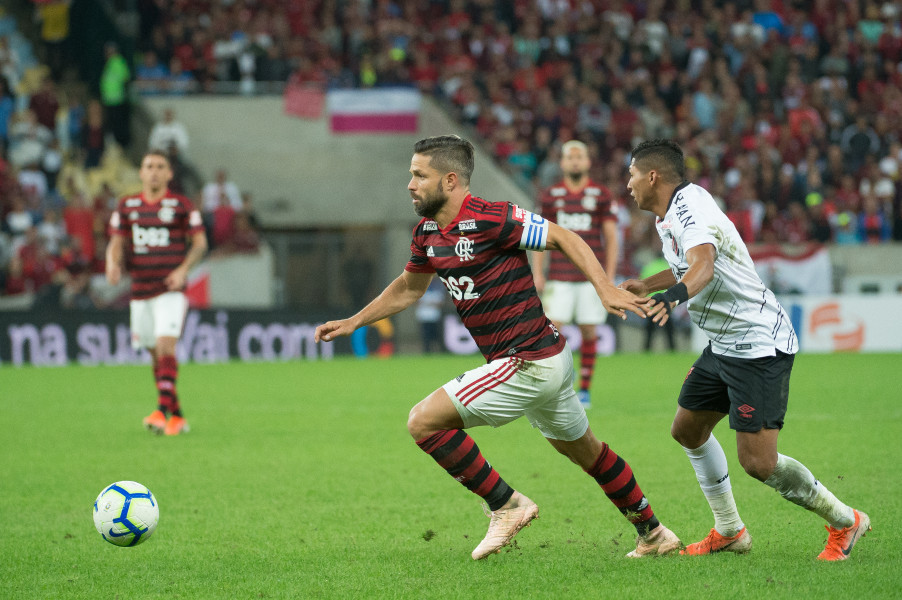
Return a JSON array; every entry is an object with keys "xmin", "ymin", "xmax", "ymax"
[{"xmin": 2, "ymin": 0, "xmax": 901, "ymax": 304}]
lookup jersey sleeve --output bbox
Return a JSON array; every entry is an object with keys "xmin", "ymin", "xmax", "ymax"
[
  {"xmin": 182, "ymin": 196, "xmax": 205, "ymax": 234},
  {"xmin": 505, "ymin": 204, "xmax": 549, "ymax": 252},
  {"xmin": 677, "ymin": 206, "xmax": 718, "ymax": 253},
  {"xmin": 404, "ymin": 225, "xmax": 435, "ymax": 274},
  {"xmin": 108, "ymin": 200, "xmax": 128, "ymax": 237}
]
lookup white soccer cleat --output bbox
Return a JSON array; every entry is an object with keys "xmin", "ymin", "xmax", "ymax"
[
  {"xmin": 626, "ymin": 523, "xmax": 682, "ymax": 558},
  {"xmin": 471, "ymin": 492, "xmax": 539, "ymax": 560}
]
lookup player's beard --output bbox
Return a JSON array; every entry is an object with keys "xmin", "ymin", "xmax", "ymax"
[
  {"xmin": 412, "ymin": 180, "xmax": 448, "ymax": 219},
  {"xmin": 565, "ymin": 170, "xmax": 586, "ymax": 186}
]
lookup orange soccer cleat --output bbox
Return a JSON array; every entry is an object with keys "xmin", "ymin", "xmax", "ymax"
[
  {"xmin": 818, "ymin": 510, "xmax": 870, "ymax": 561},
  {"xmin": 681, "ymin": 527, "xmax": 752, "ymax": 555},
  {"xmin": 163, "ymin": 415, "xmax": 190, "ymax": 436},
  {"xmin": 142, "ymin": 410, "xmax": 167, "ymax": 434}
]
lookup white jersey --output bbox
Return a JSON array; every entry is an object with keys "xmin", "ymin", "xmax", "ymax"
[{"xmin": 656, "ymin": 182, "xmax": 797, "ymax": 358}]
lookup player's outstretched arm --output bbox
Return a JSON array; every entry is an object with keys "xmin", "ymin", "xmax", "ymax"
[
  {"xmin": 644, "ymin": 244, "xmax": 716, "ymax": 326},
  {"xmin": 545, "ymin": 222, "xmax": 647, "ymax": 320},
  {"xmin": 620, "ymin": 268, "xmax": 678, "ymax": 297},
  {"xmin": 315, "ymin": 271, "xmax": 434, "ymax": 342}
]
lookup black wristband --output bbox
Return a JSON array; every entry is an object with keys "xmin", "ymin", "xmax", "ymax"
[
  {"xmin": 650, "ymin": 282, "xmax": 689, "ymax": 315},
  {"xmin": 663, "ymin": 282, "xmax": 689, "ymax": 305}
]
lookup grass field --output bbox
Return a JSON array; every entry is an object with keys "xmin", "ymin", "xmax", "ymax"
[{"xmin": 2, "ymin": 352, "xmax": 900, "ymax": 599}]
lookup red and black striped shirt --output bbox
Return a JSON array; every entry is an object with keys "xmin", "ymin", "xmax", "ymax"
[
  {"xmin": 406, "ymin": 194, "xmax": 565, "ymax": 363},
  {"xmin": 109, "ymin": 191, "xmax": 204, "ymax": 300},
  {"xmin": 537, "ymin": 179, "xmax": 617, "ymax": 281}
]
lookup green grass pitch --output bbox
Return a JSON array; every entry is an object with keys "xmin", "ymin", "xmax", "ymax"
[{"xmin": 1, "ymin": 352, "xmax": 900, "ymax": 599}]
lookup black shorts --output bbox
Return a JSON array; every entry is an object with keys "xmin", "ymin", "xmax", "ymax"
[{"xmin": 677, "ymin": 344, "xmax": 794, "ymax": 432}]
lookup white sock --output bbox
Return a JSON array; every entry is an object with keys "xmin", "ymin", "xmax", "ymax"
[
  {"xmin": 683, "ymin": 434, "xmax": 745, "ymax": 537},
  {"xmin": 763, "ymin": 454, "xmax": 855, "ymax": 529}
]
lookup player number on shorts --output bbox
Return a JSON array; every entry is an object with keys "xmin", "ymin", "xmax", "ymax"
[{"xmin": 439, "ymin": 276, "xmax": 480, "ymax": 300}]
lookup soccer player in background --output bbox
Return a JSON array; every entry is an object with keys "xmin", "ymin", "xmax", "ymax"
[
  {"xmin": 621, "ymin": 139, "xmax": 869, "ymax": 560},
  {"xmin": 316, "ymin": 135, "xmax": 682, "ymax": 560},
  {"xmin": 106, "ymin": 151, "xmax": 207, "ymax": 436},
  {"xmin": 532, "ymin": 140, "xmax": 619, "ymax": 409}
]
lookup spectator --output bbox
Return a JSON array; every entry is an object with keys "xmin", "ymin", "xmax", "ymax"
[
  {"xmin": 28, "ymin": 76, "xmax": 59, "ymax": 131},
  {"xmin": 34, "ymin": 0, "xmax": 72, "ymax": 80},
  {"xmin": 62, "ymin": 191, "xmax": 95, "ymax": 262},
  {"xmin": 100, "ymin": 42, "xmax": 131, "ymax": 147},
  {"xmin": 135, "ymin": 51, "xmax": 169, "ymax": 95},
  {"xmin": 148, "ymin": 107, "xmax": 189, "ymax": 156},
  {"xmin": 81, "ymin": 99, "xmax": 105, "ymax": 169},
  {"xmin": 37, "ymin": 207, "xmax": 66, "ymax": 255},
  {"xmin": 201, "ymin": 168, "xmax": 242, "ymax": 213},
  {"xmin": 8, "ymin": 110, "xmax": 53, "ymax": 169}
]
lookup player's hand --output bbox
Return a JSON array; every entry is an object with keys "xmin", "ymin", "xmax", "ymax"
[
  {"xmin": 618, "ymin": 278, "xmax": 649, "ymax": 297},
  {"xmin": 315, "ymin": 319, "xmax": 356, "ymax": 342},
  {"xmin": 106, "ymin": 263, "xmax": 121, "ymax": 285},
  {"xmin": 600, "ymin": 285, "xmax": 649, "ymax": 320},
  {"xmin": 165, "ymin": 267, "xmax": 187, "ymax": 291},
  {"xmin": 645, "ymin": 296, "xmax": 675, "ymax": 326}
]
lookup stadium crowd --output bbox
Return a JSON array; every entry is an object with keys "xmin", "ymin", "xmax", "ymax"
[
  {"xmin": 2, "ymin": 0, "xmax": 902, "ymax": 300},
  {"xmin": 0, "ymin": 4, "xmax": 259, "ymax": 305}
]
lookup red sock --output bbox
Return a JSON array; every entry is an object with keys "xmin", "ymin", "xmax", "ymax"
[
  {"xmin": 156, "ymin": 355, "xmax": 181, "ymax": 417},
  {"xmin": 579, "ymin": 338, "xmax": 597, "ymax": 391},
  {"xmin": 417, "ymin": 430, "xmax": 514, "ymax": 511},
  {"xmin": 586, "ymin": 442, "xmax": 659, "ymax": 535}
]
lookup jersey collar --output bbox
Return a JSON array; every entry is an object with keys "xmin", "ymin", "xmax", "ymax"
[
  {"xmin": 441, "ymin": 193, "xmax": 472, "ymax": 235},
  {"xmin": 664, "ymin": 181, "xmax": 690, "ymax": 215}
]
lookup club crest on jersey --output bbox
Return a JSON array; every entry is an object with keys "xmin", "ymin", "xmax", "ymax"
[
  {"xmin": 158, "ymin": 206, "xmax": 176, "ymax": 223},
  {"xmin": 458, "ymin": 219, "xmax": 477, "ymax": 231},
  {"xmin": 455, "ymin": 237, "xmax": 475, "ymax": 261},
  {"xmin": 581, "ymin": 195, "xmax": 597, "ymax": 210}
]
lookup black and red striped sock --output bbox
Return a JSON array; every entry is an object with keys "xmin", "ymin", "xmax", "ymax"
[
  {"xmin": 156, "ymin": 355, "xmax": 182, "ymax": 417},
  {"xmin": 152, "ymin": 364, "xmax": 167, "ymax": 414},
  {"xmin": 416, "ymin": 430, "xmax": 514, "ymax": 511},
  {"xmin": 579, "ymin": 338, "xmax": 597, "ymax": 392},
  {"xmin": 586, "ymin": 442, "xmax": 659, "ymax": 535}
]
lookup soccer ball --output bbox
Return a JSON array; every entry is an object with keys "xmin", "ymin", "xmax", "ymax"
[{"xmin": 93, "ymin": 481, "xmax": 159, "ymax": 547}]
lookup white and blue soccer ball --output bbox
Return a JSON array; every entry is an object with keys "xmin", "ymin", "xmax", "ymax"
[{"xmin": 93, "ymin": 481, "xmax": 159, "ymax": 547}]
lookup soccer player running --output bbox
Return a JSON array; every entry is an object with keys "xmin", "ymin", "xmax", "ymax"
[
  {"xmin": 532, "ymin": 141, "xmax": 619, "ymax": 409},
  {"xmin": 316, "ymin": 135, "xmax": 682, "ymax": 560},
  {"xmin": 106, "ymin": 151, "xmax": 207, "ymax": 436},
  {"xmin": 620, "ymin": 139, "xmax": 869, "ymax": 561}
]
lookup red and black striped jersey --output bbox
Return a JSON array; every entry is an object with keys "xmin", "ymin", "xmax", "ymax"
[
  {"xmin": 537, "ymin": 179, "xmax": 617, "ymax": 281},
  {"xmin": 109, "ymin": 191, "xmax": 204, "ymax": 300},
  {"xmin": 406, "ymin": 194, "xmax": 565, "ymax": 363}
]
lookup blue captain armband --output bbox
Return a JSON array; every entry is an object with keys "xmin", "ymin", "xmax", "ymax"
[{"xmin": 514, "ymin": 207, "xmax": 549, "ymax": 251}]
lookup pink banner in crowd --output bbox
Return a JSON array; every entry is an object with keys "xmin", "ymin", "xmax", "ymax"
[{"xmin": 326, "ymin": 88, "xmax": 421, "ymax": 133}]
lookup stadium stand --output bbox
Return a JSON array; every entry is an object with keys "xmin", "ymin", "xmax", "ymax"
[{"xmin": 2, "ymin": 0, "xmax": 902, "ymax": 309}]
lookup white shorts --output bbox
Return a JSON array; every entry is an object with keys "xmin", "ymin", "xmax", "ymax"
[
  {"xmin": 129, "ymin": 291, "xmax": 189, "ymax": 349},
  {"xmin": 543, "ymin": 280, "xmax": 607, "ymax": 325},
  {"xmin": 444, "ymin": 347, "xmax": 589, "ymax": 441}
]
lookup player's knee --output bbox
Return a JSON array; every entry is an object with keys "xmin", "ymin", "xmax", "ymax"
[
  {"xmin": 407, "ymin": 403, "xmax": 430, "ymax": 441},
  {"xmin": 670, "ymin": 422, "xmax": 700, "ymax": 448},
  {"xmin": 738, "ymin": 453, "xmax": 776, "ymax": 482}
]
